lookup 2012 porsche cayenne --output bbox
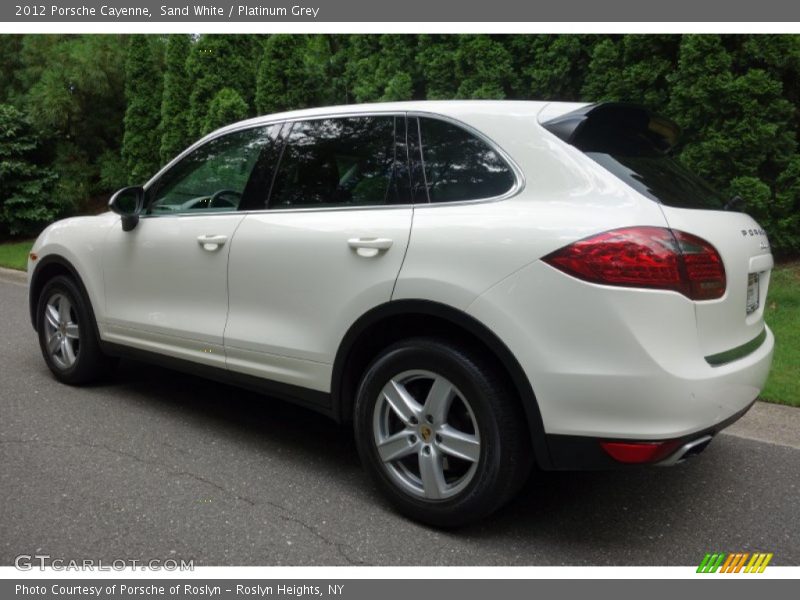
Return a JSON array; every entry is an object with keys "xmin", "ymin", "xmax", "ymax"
[{"xmin": 28, "ymin": 101, "xmax": 774, "ymax": 526}]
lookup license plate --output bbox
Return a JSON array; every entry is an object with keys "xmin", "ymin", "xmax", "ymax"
[{"xmin": 746, "ymin": 273, "xmax": 760, "ymax": 314}]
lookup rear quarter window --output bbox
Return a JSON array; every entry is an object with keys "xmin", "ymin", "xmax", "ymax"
[{"xmin": 417, "ymin": 117, "xmax": 515, "ymax": 203}]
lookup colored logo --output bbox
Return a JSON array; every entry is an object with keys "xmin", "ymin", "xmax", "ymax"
[{"xmin": 697, "ymin": 552, "xmax": 773, "ymax": 573}]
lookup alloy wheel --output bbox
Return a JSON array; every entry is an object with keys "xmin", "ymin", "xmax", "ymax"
[
  {"xmin": 372, "ymin": 369, "xmax": 481, "ymax": 500},
  {"xmin": 43, "ymin": 292, "xmax": 80, "ymax": 369}
]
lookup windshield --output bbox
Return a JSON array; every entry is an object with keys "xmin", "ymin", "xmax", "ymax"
[{"xmin": 586, "ymin": 151, "xmax": 726, "ymax": 210}]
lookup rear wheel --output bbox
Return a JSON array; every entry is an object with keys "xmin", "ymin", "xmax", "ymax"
[
  {"xmin": 36, "ymin": 275, "xmax": 116, "ymax": 384},
  {"xmin": 354, "ymin": 337, "xmax": 531, "ymax": 527}
]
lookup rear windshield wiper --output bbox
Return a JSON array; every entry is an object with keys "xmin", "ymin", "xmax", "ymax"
[{"xmin": 724, "ymin": 195, "xmax": 746, "ymax": 211}]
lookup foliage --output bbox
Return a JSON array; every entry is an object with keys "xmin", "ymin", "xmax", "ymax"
[
  {"xmin": 122, "ymin": 35, "xmax": 163, "ymax": 184},
  {"xmin": 202, "ymin": 88, "xmax": 249, "ymax": 135},
  {"xmin": 255, "ymin": 35, "xmax": 328, "ymax": 114},
  {"xmin": 0, "ymin": 33, "xmax": 799, "ymax": 256},
  {"xmin": 12, "ymin": 35, "xmax": 127, "ymax": 214},
  {"xmin": 186, "ymin": 35, "xmax": 258, "ymax": 138},
  {"xmin": 0, "ymin": 104, "xmax": 57, "ymax": 236},
  {"xmin": 762, "ymin": 261, "xmax": 800, "ymax": 406},
  {"xmin": 160, "ymin": 34, "xmax": 192, "ymax": 165}
]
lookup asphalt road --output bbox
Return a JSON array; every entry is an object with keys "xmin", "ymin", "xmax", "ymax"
[{"xmin": 1, "ymin": 274, "xmax": 798, "ymax": 566}]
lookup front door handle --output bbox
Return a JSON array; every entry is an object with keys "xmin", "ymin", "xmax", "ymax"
[
  {"xmin": 197, "ymin": 234, "xmax": 228, "ymax": 251},
  {"xmin": 348, "ymin": 237, "xmax": 393, "ymax": 258}
]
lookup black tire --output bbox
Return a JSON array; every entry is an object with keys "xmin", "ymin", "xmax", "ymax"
[
  {"xmin": 36, "ymin": 275, "xmax": 116, "ymax": 385},
  {"xmin": 354, "ymin": 337, "xmax": 532, "ymax": 527}
]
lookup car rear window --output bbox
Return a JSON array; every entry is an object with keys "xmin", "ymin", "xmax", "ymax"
[{"xmin": 560, "ymin": 107, "xmax": 725, "ymax": 211}]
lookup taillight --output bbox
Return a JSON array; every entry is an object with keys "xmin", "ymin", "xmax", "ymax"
[{"xmin": 542, "ymin": 226, "xmax": 725, "ymax": 300}]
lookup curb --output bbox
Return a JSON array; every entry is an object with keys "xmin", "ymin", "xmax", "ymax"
[
  {"xmin": 0, "ymin": 266, "xmax": 27, "ymax": 286},
  {"xmin": 723, "ymin": 401, "xmax": 800, "ymax": 449}
]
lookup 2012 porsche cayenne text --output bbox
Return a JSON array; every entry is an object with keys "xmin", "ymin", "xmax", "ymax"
[{"xmin": 28, "ymin": 101, "xmax": 774, "ymax": 526}]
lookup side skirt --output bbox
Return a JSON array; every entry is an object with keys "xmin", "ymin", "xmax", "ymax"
[{"xmin": 99, "ymin": 341, "xmax": 335, "ymax": 419}]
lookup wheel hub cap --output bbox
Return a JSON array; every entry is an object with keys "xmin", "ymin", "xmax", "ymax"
[{"xmin": 419, "ymin": 425, "xmax": 433, "ymax": 443}]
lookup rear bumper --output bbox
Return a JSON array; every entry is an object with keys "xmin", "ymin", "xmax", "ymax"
[
  {"xmin": 469, "ymin": 261, "xmax": 775, "ymax": 450},
  {"xmin": 544, "ymin": 398, "xmax": 756, "ymax": 470}
]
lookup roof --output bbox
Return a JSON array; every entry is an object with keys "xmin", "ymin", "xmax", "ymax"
[{"xmin": 201, "ymin": 99, "xmax": 588, "ymax": 144}]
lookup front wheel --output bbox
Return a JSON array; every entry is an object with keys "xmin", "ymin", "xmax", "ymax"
[
  {"xmin": 354, "ymin": 337, "xmax": 531, "ymax": 527},
  {"xmin": 36, "ymin": 275, "xmax": 116, "ymax": 385}
]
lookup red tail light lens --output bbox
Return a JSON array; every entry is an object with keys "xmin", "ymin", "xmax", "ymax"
[{"xmin": 542, "ymin": 226, "xmax": 725, "ymax": 300}]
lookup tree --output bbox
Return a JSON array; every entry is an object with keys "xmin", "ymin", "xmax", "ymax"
[
  {"xmin": 581, "ymin": 35, "xmax": 678, "ymax": 111},
  {"xmin": 344, "ymin": 35, "xmax": 419, "ymax": 103},
  {"xmin": 202, "ymin": 88, "xmax": 249, "ymax": 135},
  {"xmin": 186, "ymin": 35, "xmax": 259, "ymax": 137},
  {"xmin": 454, "ymin": 36, "xmax": 513, "ymax": 99},
  {"xmin": 509, "ymin": 35, "xmax": 598, "ymax": 100},
  {"xmin": 122, "ymin": 35, "xmax": 163, "ymax": 184},
  {"xmin": 0, "ymin": 104, "xmax": 57, "ymax": 236},
  {"xmin": 18, "ymin": 35, "xmax": 127, "ymax": 211},
  {"xmin": 255, "ymin": 35, "xmax": 325, "ymax": 114},
  {"xmin": 417, "ymin": 35, "xmax": 459, "ymax": 100},
  {"xmin": 160, "ymin": 34, "xmax": 192, "ymax": 164},
  {"xmin": 669, "ymin": 35, "xmax": 798, "ymax": 255}
]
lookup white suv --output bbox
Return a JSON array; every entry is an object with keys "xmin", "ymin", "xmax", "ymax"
[{"xmin": 28, "ymin": 101, "xmax": 774, "ymax": 526}]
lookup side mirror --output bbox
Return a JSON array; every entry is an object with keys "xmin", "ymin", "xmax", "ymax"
[{"xmin": 108, "ymin": 186, "xmax": 144, "ymax": 232}]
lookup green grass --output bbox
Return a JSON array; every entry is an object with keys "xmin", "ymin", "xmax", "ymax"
[
  {"xmin": 0, "ymin": 239, "xmax": 34, "ymax": 271},
  {"xmin": 762, "ymin": 261, "xmax": 800, "ymax": 407}
]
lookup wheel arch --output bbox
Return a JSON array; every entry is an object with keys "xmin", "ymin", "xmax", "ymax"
[
  {"xmin": 331, "ymin": 299, "xmax": 553, "ymax": 469},
  {"xmin": 29, "ymin": 255, "xmax": 98, "ymax": 336}
]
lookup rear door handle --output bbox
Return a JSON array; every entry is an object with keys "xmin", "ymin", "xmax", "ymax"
[
  {"xmin": 197, "ymin": 234, "xmax": 228, "ymax": 251},
  {"xmin": 348, "ymin": 237, "xmax": 393, "ymax": 258}
]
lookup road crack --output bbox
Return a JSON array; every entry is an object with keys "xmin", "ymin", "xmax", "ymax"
[{"xmin": 0, "ymin": 436, "xmax": 364, "ymax": 565}]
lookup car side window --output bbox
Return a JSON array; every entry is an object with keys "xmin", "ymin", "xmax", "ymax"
[
  {"xmin": 269, "ymin": 116, "xmax": 407, "ymax": 209},
  {"xmin": 417, "ymin": 117, "xmax": 515, "ymax": 203},
  {"xmin": 147, "ymin": 125, "xmax": 279, "ymax": 215}
]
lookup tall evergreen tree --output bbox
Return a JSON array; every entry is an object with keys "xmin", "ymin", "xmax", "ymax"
[
  {"xmin": 454, "ymin": 35, "xmax": 513, "ymax": 99},
  {"xmin": 121, "ymin": 35, "xmax": 163, "ymax": 184},
  {"xmin": 186, "ymin": 35, "xmax": 258, "ymax": 137},
  {"xmin": 159, "ymin": 34, "xmax": 192, "ymax": 164},
  {"xmin": 344, "ymin": 35, "xmax": 419, "ymax": 103},
  {"xmin": 255, "ymin": 35, "xmax": 325, "ymax": 114},
  {"xmin": 509, "ymin": 35, "xmax": 599, "ymax": 100},
  {"xmin": 416, "ymin": 35, "xmax": 460, "ymax": 100},
  {"xmin": 582, "ymin": 35, "xmax": 678, "ymax": 111},
  {"xmin": 670, "ymin": 35, "xmax": 798, "ymax": 254}
]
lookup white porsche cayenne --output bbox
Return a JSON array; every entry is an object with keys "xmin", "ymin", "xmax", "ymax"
[{"xmin": 28, "ymin": 101, "xmax": 774, "ymax": 526}]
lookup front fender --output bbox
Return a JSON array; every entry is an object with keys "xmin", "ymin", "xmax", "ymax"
[{"xmin": 28, "ymin": 213, "xmax": 118, "ymax": 330}]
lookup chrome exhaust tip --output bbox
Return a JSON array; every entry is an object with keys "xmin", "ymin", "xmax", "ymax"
[{"xmin": 657, "ymin": 434, "xmax": 713, "ymax": 466}]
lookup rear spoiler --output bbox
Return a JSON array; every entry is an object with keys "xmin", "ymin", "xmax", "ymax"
[{"xmin": 541, "ymin": 102, "xmax": 681, "ymax": 153}]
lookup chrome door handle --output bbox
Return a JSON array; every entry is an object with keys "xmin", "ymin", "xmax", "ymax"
[
  {"xmin": 197, "ymin": 234, "xmax": 228, "ymax": 251},
  {"xmin": 348, "ymin": 237, "xmax": 393, "ymax": 258}
]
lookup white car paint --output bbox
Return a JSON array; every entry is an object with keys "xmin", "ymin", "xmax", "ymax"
[{"xmin": 28, "ymin": 100, "xmax": 774, "ymax": 445}]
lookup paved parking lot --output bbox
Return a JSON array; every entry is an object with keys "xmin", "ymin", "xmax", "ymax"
[{"xmin": 1, "ymin": 273, "xmax": 798, "ymax": 565}]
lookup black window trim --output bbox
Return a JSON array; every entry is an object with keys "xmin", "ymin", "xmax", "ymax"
[{"xmin": 139, "ymin": 110, "xmax": 524, "ymax": 217}]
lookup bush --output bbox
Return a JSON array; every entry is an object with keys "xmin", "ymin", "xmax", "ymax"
[{"xmin": 0, "ymin": 104, "xmax": 58, "ymax": 237}]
